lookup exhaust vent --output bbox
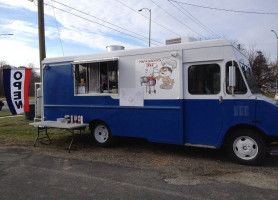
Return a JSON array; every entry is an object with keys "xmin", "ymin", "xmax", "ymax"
[
  {"xmin": 106, "ymin": 45, "xmax": 125, "ymax": 52},
  {"xmin": 165, "ymin": 37, "xmax": 197, "ymax": 45}
]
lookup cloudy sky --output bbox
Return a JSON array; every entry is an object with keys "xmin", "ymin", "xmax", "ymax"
[{"xmin": 0, "ymin": 0, "xmax": 278, "ymax": 68}]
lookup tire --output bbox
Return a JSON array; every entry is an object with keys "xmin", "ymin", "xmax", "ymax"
[
  {"xmin": 226, "ymin": 129, "xmax": 266, "ymax": 165},
  {"xmin": 91, "ymin": 121, "xmax": 113, "ymax": 147}
]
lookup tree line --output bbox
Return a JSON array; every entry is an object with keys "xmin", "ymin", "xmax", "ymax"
[
  {"xmin": 241, "ymin": 45, "xmax": 278, "ymax": 93},
  {"xmin": 0, "ymin": 61, "xmax": 40, "ymax": 97}
]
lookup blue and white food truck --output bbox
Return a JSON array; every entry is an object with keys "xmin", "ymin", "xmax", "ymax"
[{"xmin": 40, "ymin": 38, "xmax": 278, "ymax": 165}]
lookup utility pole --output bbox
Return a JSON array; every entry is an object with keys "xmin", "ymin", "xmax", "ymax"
[
  {"xmin": 271, "ymin": 30, "xmax": 278, "ymax": 65},
  {"xmin": 38, "ymin": 0, "xmax": 46, "ymax": 81},
  {"xmin": 271, "ymin": 30, "xmax": 278, "ymax": 95},
  {"xmin": 138, "ymin": 8, "xmax": 151, "ymax": 47}
]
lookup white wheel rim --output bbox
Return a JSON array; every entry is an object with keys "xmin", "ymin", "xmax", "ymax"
[
  {"xmin": 233, "ymin": 136, "xmax": 258, "ymax": 160},
  {"xmin": 94, "ymin": 125, "xmax": 109, "ymax": 143}
]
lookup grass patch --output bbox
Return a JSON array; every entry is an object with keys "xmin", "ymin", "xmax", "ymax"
[
  {"xmin": 0, "ymin": 96, "xmax": 35, "ymax": 101},
  {"xmin": 0, "ymin": 116, "xmax": 87, "ymax": 147},
  {"xmin": 264, "ymin": 93, "xmax": 275, "ymax": 99},
  {"xmin": 29, "ymin": 96, "xmax": 35, "ymax": 101},
  {"xmin": 0, "ymin": 116, "xmax": 37, "ymax": 143},
  {"xmin": 0, "ymin": 111, "xmax": 12, "ymax": 117}
]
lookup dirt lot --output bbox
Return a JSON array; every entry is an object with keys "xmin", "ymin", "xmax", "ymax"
[{"xmin": 1, "ymin": 133, "xmax": 278, "ymax": 192}]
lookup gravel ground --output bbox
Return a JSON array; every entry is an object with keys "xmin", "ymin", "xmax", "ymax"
[{"xmin": 1, "ymin": 133, "xmax": 278, "ymax": 192}]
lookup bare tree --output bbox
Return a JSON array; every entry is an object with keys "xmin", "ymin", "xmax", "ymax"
[
  {"xmin": 28, "ymin": 63, "xmax": 40, "ymax": 96},
  {"xmin": 0, "ymin": 61, "xmax": 12, "ymax": 97},
  {"xmin": 247, "ymin": 48, "xmax": 276, "ymax": 92},
  {"xmin": 234, "ymin": 43, "xmax": 278, "ymax": 93}
]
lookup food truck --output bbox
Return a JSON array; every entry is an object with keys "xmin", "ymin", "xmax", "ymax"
[{"xmin": 39, "ymin": 38, "xmax": 278, "ymax": 165}]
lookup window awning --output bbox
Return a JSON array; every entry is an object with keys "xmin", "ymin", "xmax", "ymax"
[{"xmin": 72, "ymin": 57, "xmax": 118, "ymax": 65}]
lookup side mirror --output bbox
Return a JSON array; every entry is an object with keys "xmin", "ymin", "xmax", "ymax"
[{"xmin": 229, "ymin": 66, "xmax": 236, "ymax": 87}]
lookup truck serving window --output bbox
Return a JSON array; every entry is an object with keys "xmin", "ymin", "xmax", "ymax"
[
  {"xmin": 225, "ymin": 61, "xmax": 247, "ymax": 94},
  {"xmin": 188, "ymin": 64, "xmax": 220, "ymax": 95},
  {"xmin": 74, "ymin": 60, "xmax": 118, "ymax": 95}
]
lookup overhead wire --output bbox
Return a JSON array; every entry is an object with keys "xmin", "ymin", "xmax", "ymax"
[
  {"xmin": 150, "ymin": 0, "xmax": 204, "ymax": 38},
  {"xmin": 51, "ymin": 0, "xmax": 163, "ymax": 45},
  {"xmin": 114, "ymin": 0, "xmax": 181, "ymax": 37},
  {"xmin": 168, "ymin": 0, "xmax": 278, "ymax": 15},
  {"xmin": 167, "ymin": 0, "xmax": 221, "ymax": 38},
  {"xmin": 50, "ymin": 0, "xmax": 64, "ymax": 56},
  {"xmin": 43, "ymin": 2, "xmax": 162, "ymax": 46}
]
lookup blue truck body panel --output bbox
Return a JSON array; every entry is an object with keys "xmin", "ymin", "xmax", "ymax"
[
  {"xmin": 43, "ymin": 64, "xmax": 184, "ymax": 145},
  {"xmin": 256, "ymin": 100, "xmax": 278, "ymax": 136}
]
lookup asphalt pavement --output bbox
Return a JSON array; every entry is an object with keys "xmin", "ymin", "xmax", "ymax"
[{"xmin": 0, "ymin": 147, "xmax": 277, "ymax": 200}]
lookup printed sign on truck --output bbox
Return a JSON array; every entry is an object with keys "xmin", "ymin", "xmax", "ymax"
[{"xmin": 135, "ymin": 57, "xmax": 179, "ymax": 99}]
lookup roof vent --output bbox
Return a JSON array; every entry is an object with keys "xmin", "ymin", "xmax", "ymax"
[
  {"xmin": 106, "ymin": 45, "xmax": 125, "ymax": 52},
  {"xmin": 165, "ymin": 37, "xmax": 197, "ymax": 45}
]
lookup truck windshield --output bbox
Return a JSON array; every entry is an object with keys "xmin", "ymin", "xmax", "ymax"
[{"xmin": 238, "ymin": 60, "xmax": 261, "ymax": 94}]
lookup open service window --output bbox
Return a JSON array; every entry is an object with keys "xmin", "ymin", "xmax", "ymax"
[{"xmin": 73, "ymin": 59, "xmax": 118, "ymax": 95}]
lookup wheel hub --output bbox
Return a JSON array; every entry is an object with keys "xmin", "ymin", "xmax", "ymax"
[
  {"xmin": 233, "ymin": 136, "xmax": 258, "ymax": 160},
  {"xmin": 240, "ymin": 143, "xmax": 252, "ymax": 153},
  {"xmin": 94, "ymin": 125, "xmax": 108, "ymax": 143}
]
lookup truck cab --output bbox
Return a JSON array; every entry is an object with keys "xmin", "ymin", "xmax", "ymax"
[{"xmin": 182, "ymin": 43, "xmax": 278, "ymax": 165}]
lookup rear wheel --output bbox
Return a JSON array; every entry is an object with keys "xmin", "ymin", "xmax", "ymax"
[
  {"xmin": 226, "ymin": 129, "xmax": 266, "ymax": 165},
  {"xmin": 91, "ymin": 122, "xmax": 113, "ymax": 147}
]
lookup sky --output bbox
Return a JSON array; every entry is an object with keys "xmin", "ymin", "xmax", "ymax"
[{"xmin": 0, "ymin": 0, "xmax": 278, "ymax": 69}]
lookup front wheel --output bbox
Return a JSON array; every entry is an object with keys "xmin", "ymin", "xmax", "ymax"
[
  {"xmin": 91, "ymin": 122, "xmax": 113, "ymax": 147},
  {"xmin": 226, "ymin": 129, "xmax": 266, "ymax": 165}
]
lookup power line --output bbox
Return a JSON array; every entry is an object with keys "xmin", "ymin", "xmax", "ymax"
[
  {"xmin": 169, "ymin": 0, "xmax": 278, "ymax": 15},
  {"xmin": 115, "ymin": 0, "xmax": 181, "ymax": 37},
  {"xmin": 51, "ymin": 0, "xmax": 162, "ymax": 45},
  {"xmin": 167, "ymin": 0, "xmax": 221, "ymax": 38},
  {"xmin": 150, "ymin": 0, "xmax": 203, "ymax": 37},
  {"xmin": 50, "ymin": 0, "xmax": 64, "ymax": 56},
  {"xmin": 43, "ymin": 2, "xmax": 162, "ymax": 46}
]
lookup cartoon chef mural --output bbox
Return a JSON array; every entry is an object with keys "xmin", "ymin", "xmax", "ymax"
[
  {"xmin": 136, "ymin": 57, "xmax": 179, "ymax": 99},
  {"xmin": 156, "ymin": 59, "xmax": 177, "ymax": 90}
]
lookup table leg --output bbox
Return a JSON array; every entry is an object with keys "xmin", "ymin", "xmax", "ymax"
[
  {"xmin": 45, "ymin": 128, "xmax": 51, "ymax": 144},
  {"xmin": 80, "ymin": 129, "xmax": 86, "ymax": 147},
  {"xmin": 34, "ymin": 127, "xmax": 51, "ymax": 147},
  {"xmin": 33, "ymin": 127, "xmax": 40, "ymax": 147},
  {"xmin": 68, "ymin": 130, "xmax": 74, "ymax": 153}
]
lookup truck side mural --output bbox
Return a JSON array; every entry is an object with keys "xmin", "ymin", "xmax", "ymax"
[{"xmin": 136, "ymin": 57, "xmax": 179, "ymax": 98}]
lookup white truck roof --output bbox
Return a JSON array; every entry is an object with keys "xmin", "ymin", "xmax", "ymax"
[{"xmin": 43, "ymin": 39, "xmax": 232, "ymax": 64}]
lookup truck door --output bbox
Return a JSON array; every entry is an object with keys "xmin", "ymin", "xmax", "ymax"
[{"xmin": 183, "ymin": 62, "xmax": 223, "ymax": 147}]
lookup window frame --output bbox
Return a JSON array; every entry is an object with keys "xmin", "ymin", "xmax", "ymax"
[
  {"xmin": 187, "ymin": 63, "xmax": 221, "ymax": 95},
  {"xmin": 225, "ymin": 61, "xmax": 248, "ymax": 95},
  {"xmin": 73, "ymin": 58, "xmax": 119, "ymax": 96}
]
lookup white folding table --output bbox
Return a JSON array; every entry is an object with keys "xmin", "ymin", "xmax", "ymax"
[{"xmin": 30, "ymin": 121, "xmax": 88, "ymax": 153}]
